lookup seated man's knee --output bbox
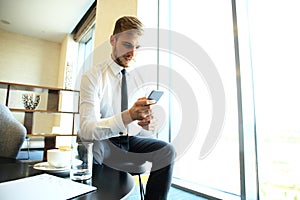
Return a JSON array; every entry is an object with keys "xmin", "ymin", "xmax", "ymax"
[
  {"xmin": 152, "ymin": 142, "xmax": 175, "ymax": 171},
  {"xmin": 166, "ymin": 143, "xmax": 176, "ymax": 162}
]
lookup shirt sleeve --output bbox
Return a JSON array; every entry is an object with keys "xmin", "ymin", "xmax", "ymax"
[{"xmin": 79, "ymin": 68, "xmax": 126, "ymax": 141}]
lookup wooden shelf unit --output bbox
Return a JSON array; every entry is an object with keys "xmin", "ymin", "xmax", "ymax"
[{"xmin": 0, "ymin": 81, "xmax": 80, "ymax": 160}]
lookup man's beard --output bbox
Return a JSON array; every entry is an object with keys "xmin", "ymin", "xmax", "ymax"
[
  {"xmin": 113, "ymin": 47, "xmax": 127, "ymax": 67},
  {"xmin": 116, "ymin": 57, "xmax": 125, "ymax": 67}
]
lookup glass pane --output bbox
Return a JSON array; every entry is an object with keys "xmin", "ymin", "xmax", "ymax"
[
  {"xmin": 139, "ymin": 0, "xmax": 240, "ymax": 198},
  {"xmin": 247, "ymin": 0, "xmax": 300, "ymax": 199}
]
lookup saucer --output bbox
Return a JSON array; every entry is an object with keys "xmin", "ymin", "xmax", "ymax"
[{"xmin": 33, "ymin": 162, "xmax": 70, "ymax": 174}]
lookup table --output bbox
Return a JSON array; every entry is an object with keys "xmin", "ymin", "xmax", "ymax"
[{"xmin": 0, "ymin": 157, "xmax": 135, "ymax": 200}]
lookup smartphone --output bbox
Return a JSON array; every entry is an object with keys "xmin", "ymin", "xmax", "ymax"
[{"xmin": 147, "ymin": 90, "xmax": 164, "ymax": 102}]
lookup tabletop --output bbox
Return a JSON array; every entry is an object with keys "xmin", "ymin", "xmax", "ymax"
[{"xmin": 0, "ymin": 157, "xmax": 135, "ymax": 200}]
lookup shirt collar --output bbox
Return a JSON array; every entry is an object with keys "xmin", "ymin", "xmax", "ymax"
[{"xmin": 108, "ymin": 55, "xmax": 129, "ymax": 76}]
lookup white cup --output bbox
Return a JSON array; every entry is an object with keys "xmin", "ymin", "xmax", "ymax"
[{"xmin": 47, "ymin": 149, "xmax": 71, "ymax": 168}]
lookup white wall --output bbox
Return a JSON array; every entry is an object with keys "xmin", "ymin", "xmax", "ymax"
[{"xmin": 0, "ymin": 29, "xmax": 61, "ymax": 88}]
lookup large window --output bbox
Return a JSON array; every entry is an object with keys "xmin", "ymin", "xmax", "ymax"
[
  {"xmin": 76, "ymin": 25, "xmax": 95, "ymax": 77},
  {"xmin": 246, "ymin": 0, "xmax": 300, "ymax": 199},
  {"xmin": 138, "ymin": 0, "xmax": 240, "ymax": 199},
  {"xmin": 139, "ymin": 0, "xmax": 300, "ymax": 199}
]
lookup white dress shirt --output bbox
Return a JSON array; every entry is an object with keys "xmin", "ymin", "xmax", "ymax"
[{"xmin": 80, "ymin": 56, "xmax": 153, "ymax": 142}]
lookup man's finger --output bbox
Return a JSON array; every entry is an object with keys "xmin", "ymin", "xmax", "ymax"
[{"xmin": 135, "ymin": 99, "xmax": 156, "ymax": 106}]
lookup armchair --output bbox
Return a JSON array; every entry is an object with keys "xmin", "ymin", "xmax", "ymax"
[{"xmin": 0, "ymin": 104, "xmax": 26, "ymax": 158}]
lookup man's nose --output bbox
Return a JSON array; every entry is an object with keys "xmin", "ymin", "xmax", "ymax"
[{"xmin": 127, "ymin": 47, "xmax": 137, "ymax": 56}]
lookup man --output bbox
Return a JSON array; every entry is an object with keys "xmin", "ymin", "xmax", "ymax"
[{"xmin": 79, "ymin": 16, "xmax": 175, "ymax": 200}]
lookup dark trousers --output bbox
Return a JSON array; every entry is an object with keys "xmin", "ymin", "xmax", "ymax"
[{"xmin": 108, "ymin": 136, "xmax": 175, "ymax": 200}]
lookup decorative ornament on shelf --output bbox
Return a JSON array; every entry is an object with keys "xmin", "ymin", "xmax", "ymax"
[{"xmin": 22, "ymin": 93, "xmax": 41, "ymax": 110}]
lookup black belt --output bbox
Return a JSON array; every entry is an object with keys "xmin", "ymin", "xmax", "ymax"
[{"xmin": 115, "ymin": 132, "xmax": 132, "ymax": 138}]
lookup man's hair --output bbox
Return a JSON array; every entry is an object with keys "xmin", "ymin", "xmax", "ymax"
[{"xmin": 113, "ymin": 16, "xmax": 143, "ymax": 36}]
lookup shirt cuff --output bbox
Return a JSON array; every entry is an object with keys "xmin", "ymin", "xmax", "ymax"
[{"xmin": 96, "ymin": 113, "xmax": 126, "ymax": 136}]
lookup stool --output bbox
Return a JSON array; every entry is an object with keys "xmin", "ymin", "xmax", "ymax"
[{"xmin": 108, "ymin": 161, "xmax": 147, "ymax": 200}]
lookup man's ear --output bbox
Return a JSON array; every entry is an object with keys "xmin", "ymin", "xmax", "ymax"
[{"xmin": 110, "ymin": 35, "xmax": 115, "ymax": 46}]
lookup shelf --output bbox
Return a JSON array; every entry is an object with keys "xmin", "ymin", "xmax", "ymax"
[
  {"xmin": 27, "ymin": 134, "xmax": 78, "ymax": 137},
  {"xmin": 1, "ymin": 81, "xmax": 80, "ymax": 161},
  {"xmin": 0, "ymin": 81, "xmax": 80, "ymax": 136},
  {"xmin": 9, "ymin": 108, "xmax": 79, "ymax": 114},
  {"xmin": 0, "ymin": 82, "xmax": 80, "ymax": 160}
]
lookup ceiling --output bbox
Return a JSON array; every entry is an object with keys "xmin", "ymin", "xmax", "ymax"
[{"xmin": 0, "ymin": 0, "xmax": 95, "ymax": 43}]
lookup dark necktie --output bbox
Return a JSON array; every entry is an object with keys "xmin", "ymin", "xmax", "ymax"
[
  {"xmin": 110, "ymin": 68, "xmax": 129, "ymax": 150},
  {"xmin": 121, "ymin": 68, "xmax": 128, "ymax": 111}
]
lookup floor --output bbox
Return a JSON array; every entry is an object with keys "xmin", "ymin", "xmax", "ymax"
[
  {"xmin": 127, "ymin": 184, "xmax": 207, "ymax": 200},
  {"xmin": 127, "ymin": 175, "xmax": 207, "ymax": 200}
]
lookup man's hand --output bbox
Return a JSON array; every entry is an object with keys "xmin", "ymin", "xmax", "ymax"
[
  {"xmin": 137, "ymin": 108, "xmax": 153, "ymax": 130},
  {"xmin": 129, "ymin": 97, "xmax": 156, "ymax": 121}
]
